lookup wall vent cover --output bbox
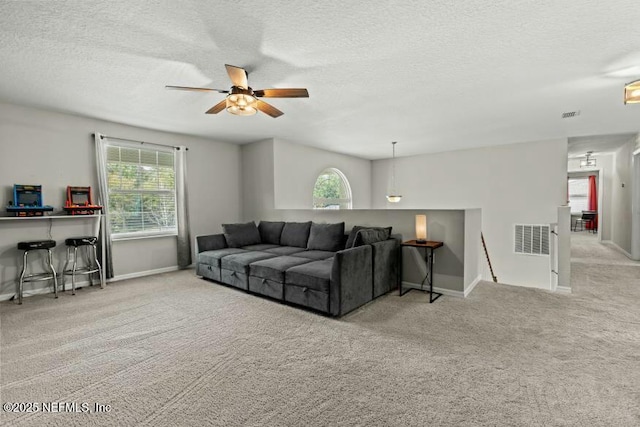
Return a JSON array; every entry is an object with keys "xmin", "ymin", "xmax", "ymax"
[
  {"xmin": 561, "ymin": 110, "xmax": 581, "ymax": 118},
  {"xmin": 514, "ymin": 224, "xmax": 550, "ymax": 256}
]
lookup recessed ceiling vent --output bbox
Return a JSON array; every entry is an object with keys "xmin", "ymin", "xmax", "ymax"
[
  {"xmin": 515, "ymin": 224, "xmax": 550, "ymax": 256},
  {"xmin": 561, "ymin": 111, "xmax": 581, "ymax": 119}
]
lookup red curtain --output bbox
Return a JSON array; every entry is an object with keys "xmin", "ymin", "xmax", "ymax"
[{"xmin": 587, "ymin": 175, "xmax": 597, "ymax": 230}]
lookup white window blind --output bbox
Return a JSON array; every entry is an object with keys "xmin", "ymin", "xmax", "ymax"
[
  {"xmin": 105, "ymin": 143, "xmax": 177, "ymax": 238},
  {"xmin": 568, "ymin": 178, "xmax": 589, "ymax": 214}
]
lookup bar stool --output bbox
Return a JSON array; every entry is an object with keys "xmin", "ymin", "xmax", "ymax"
[
  {"xmin": 16, "ymin": 240, "xmax": 58, "ymax": 304},
  {"xmin": 62, "ymin": 236, "xmax": 103, "ymax": 295}
]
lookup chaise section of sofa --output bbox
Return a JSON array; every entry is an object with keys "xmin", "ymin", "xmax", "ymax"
[{"xmin": 195, "ymin": 221, "xmax": 399, "ymax": 316}]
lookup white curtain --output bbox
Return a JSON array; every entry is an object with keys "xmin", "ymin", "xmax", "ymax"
[
  {"xmin": 94, "ymin": 133, "xmax": 114, "ymax": 278},
  {"xmin": 175, "ymin": 146, "xmax": 192, "ymax": 267}
]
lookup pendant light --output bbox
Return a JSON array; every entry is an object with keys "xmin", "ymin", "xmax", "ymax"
[{"xmin": 386, "ymin": 141, "xmax": 402, "ymax": 203}]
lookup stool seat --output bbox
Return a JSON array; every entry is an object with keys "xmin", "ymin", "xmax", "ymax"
[
  {"xmin": 17, "ymin": 240, "xmax": 56, "ymax": 251},
  {"xmin": 65, "ymin": 236, "xmax": 98, "ymax": 246}
]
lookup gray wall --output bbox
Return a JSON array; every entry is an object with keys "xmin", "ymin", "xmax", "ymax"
[
  {"xmin": 371, "ymin": 138, "xmax": 568, "ymax": 289},
  {"xmin": 272, "ymin": 139, "xmax": 372, "ymax": 209},
  {"xmin": 0, "ymin": 102, "xmax": 242, "ymax": 297},
  {"xmin": 464, "ymin": 208, "xmax": 482, "ymax": 290}
]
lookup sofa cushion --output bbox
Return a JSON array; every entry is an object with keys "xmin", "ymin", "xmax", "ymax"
[
  {"xmin": 354, "ymin": 228, "xmax": 392, "ymax": 247},
  {"xmin": 222, "ymin": 222, "xmax": 261, "ymax": 248},
  {"xmin": 346, "ymin": 225, "xmax": 392, "ymax": 248},
  {"xmin": 241, "ymin": 244, "xmax": 279, "ymax": 251},
  {"xmin": 291, "ymin": 250, "xmax": 336, "ymax": 261},
  {"xmin": 307, "ymin": 222, "xmax": 345, "ymax": 252},
  {"xmin": 250, "ymin": 256, "xmax": 314, "ymax": 283},
  {"xmin": 280, "ymin": 221, "xmax": 312, "ymax": 248},
  {"xmin": 198, "ymin": 248, "xmax": 246, "ymax": 267},
  {"xmin": 285, "ymin": 259, "xmax": 333, "ymax": 293},
  {"xmin": 263, "ymin": 246, "xmax": 306, "ymax": 256},
  {"xmin": 221, "ymin": 251, "xmax": 276, "ymax": 274},
  {"xmin": 258, "ymin": 221, "xmax": 285, "ymax": 245}
]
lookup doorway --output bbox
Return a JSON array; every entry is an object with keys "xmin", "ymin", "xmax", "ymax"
[{"xmin": 568, "ymin": 170, "xmax": 601, "ymax": 243}]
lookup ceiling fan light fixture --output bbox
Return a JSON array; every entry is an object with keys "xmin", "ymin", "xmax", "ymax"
[
  {"xmin": 226, "ymin": 93, "xmax": 258, "ymax": 116},
  {"xmin": 624, "ymin": 79, "xmax": 640, "ymax": 104}
]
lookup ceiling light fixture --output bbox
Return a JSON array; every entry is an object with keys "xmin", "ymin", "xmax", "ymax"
[
  {"xmin": 226, "ymin": 88, "xmax": 258, "ymax": 116},
  {"xmin": 386, "ymin": 141, "xmax": 402, "ymax": 203},
  {"xmin": 624, "ymin": 79, "xmax": 640, "ymax": 104},
  {"xmin": 580, "ymin": 151, "xmax": 596, "ymax": 168}
]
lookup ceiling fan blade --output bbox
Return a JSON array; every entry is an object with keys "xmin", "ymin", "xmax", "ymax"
[
  {"xmin": 225, "ymin": 64, "xmax": 248, "ymax": 89},
  {"xmin": 205, "ymin": 99, "xmax": 227, "ymax": 114},
  {"xmin": 257, "ymin": 100, "xmax": 284, "ymax": 118},
  {"xmin": 166, "ymin": 85, "xmax": 228, "ymax": 93},
  {"xmin": 253, "ymin": 88, "xmax": 309, "ymax": 98}
]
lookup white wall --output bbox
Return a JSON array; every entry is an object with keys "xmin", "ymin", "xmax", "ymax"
[
  {"xmin": 611, "ymin": 139, "xmax": 635, "ymax": 255},
  {"xmin": 372, "ymin": 138, "xmax": 568, "ymax": 289},
  {"xmin": 0, "ymin": 102, "xmax": 241, "ymax": 297},
  {"xmin": 272, "ymin": 139, "xmax": 371, "ymax": 209}
]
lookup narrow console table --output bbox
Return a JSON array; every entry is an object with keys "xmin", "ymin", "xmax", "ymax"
[{"xmin": 400, "ymin": 240, "xmax": 444, "ymax": 303}]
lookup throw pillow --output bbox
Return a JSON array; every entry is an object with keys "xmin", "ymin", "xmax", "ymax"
[
  {"xmin": 353, "ymin": 228, "xmax": 392, "ymax": 247},
  {"xmin": 280, "ymin": 221, "xmax": 312, "ymax": 248},
  {"xmin": 307, "ymin": 222, "xmax": 345, "ymax": 252},
  {"xmin": 222, "ymin": 221, "xmax": 261, "ymax": 248},
  {"xmin": 346, "ymin": 225, "xmax": 392, "ymax": 248},
  {"xmin": 258, "ymin": 221, "xmax": 285, "ymax": 245}
]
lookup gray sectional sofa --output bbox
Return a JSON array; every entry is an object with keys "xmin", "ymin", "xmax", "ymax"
[{"xmin": 196, "ymin": 221, "xmax": 400, "ymax": 316}]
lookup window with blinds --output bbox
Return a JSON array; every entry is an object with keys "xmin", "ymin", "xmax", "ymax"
[
  {"xmin": 568, "ymin": 178, "xmax": 589, "ymax": 214},
  {"xmin": 105, "ymin": 144, "xmax": 177, "ymax": 238}
]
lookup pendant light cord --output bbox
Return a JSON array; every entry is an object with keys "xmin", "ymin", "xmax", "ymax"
[{"xmin": 391, "ymin": 141, "xmax": 397, "ymax": 192}]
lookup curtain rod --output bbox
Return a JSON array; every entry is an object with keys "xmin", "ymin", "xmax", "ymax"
[{"xmin": 91, "ymin": 133, "xmax": 188, "ymax": 150}]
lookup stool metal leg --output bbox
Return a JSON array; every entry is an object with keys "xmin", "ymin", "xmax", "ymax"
[
  {"xmin": 18, "ymin": 250, "xmax": 28, "ymax": 305},
  {"xmin": 92, "ymin": 244, "xmax": 104, "ymax": 289},
  {"xmin": 62, "ymin": 246, "xmax": 70, "ymax": 292},
  {"xmin": 72, "ymin": 246, "xmax": 78, "ymax": 295},
  {"xmin": 47, "ymin": 249, "xmax": 58, "ymax": 299}
]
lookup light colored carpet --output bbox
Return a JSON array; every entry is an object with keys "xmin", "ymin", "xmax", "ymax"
[{"xmin": 1, "ymin": 236, "xmax": 639, "ymax": 426}]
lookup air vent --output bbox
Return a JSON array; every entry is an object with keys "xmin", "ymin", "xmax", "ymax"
[
  {"xmin": 514, "ymin": 224, "xmax": 550, "ymax": 256},
  {"xmin": 561, "ymin": 111, "xmax": 581, "ymax": 118}
]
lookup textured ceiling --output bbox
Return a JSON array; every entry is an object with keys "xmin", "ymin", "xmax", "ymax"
[
  {"xmin": 567, "ymin": 133, "xmax": 636, "ymax": 157},
  {"xmin": 1, "ymin": 0, "xmax": 640, "ymax": 159}
]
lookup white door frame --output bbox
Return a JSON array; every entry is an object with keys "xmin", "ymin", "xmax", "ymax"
[
  {"xmin": 568, "ymin": 169, "xmax": 603, "ymax": 241},
  {"xmin": 632, "ymin": 149, "xmax": 640, "ymax": 260}
]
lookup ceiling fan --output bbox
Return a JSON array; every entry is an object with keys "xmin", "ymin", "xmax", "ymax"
[{"xmin": 166, "ymin": 64, "xmax": 309, "ymax": 118}]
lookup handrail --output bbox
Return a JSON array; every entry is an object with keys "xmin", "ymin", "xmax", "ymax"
[{"xmin": 481, "ymin": 232, "xmax": 498, "ymax": 283}]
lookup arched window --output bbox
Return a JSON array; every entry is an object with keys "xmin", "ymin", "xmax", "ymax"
[{"xmin": 313, "ymin": 168, "xmax": 352, "ymax": 209}]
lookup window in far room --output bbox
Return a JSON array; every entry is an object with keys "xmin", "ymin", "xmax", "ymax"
[
  {"xmin": 313, "ymin": 168, "xmax": 352, "ymax": 209},
  {"xmin": 568, "ymin": 177, "xmax": 589, "ymax": 214}
]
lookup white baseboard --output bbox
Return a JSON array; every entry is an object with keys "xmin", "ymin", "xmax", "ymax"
[
  {"xmin": 556, "ymin": 286, "xmax": 572, "ymax": 294},
  {"xmin": 464, "ymin": 275, "xmax": 482, "ymax": 297},
  {"xmin": 0, "ymin": 278, "xmax": 93, "ymax": 301},
  {"xmin": 0, "ymin": 266, "xmax": 181, "ymax": 301},
  {"xmin": 401, "ymin": 281, "xmax": 464, "ymax": 298},
  {"xmin": 109, "ymin": 266, "xmax": 180, "ymax": 283},
  {"xmin": 601, "ymin": 240, "xmax": 634, "ymax": 259}
]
